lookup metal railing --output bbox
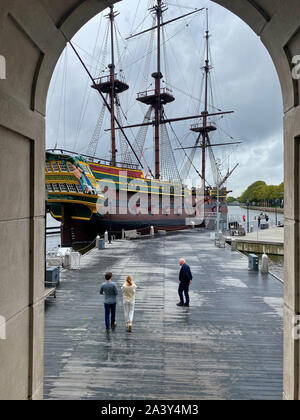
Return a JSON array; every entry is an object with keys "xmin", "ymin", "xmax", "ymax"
[
  {"xmin": 190, "ymin": 122, "xmax": 216, "ymax": 130},
  {"xmin": 46, "ymin": 149, "xmax": 140, "ymax": 170},
  {"xmin": 137, "ymin": 87, "xmax": 173, "ymax": 98}
]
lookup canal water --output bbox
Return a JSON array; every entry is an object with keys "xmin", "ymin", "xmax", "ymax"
[
  {"xmin": 227, "ymin": 205, "xmax": 284, "ymax": 228},
  {"xmin": 228, "ymin": 206, "xmax": 284, "ymax": 281}
]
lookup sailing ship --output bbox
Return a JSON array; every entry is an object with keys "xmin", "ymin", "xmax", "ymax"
[{"xmin": 46, "ymin": 1, "xmax": 239, "ymax": 247}]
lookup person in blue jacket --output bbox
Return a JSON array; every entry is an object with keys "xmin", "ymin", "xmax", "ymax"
[
  {"xmin": 177, "ymin": 258, "xmax": 193, "ymax": 307},
  {"xmin": 100, "ymin": 272, "xmax": 118, "ymax": 333}
]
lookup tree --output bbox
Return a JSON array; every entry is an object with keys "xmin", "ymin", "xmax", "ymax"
[
  {"xmin": 239, "ymin": 181, "xmax": 284, "ymax": 206},
  {"xmin": 239, "ymin": 181, "xmax": 266, "ymax": 203}
]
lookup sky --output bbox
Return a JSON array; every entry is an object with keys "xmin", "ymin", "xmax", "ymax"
[{"xmin": 46, "ymin": 0, "xmax": 284, "ymax": 197}]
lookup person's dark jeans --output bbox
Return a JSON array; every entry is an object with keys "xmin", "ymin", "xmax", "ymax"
[
  {"xmin": 104, "ymin": 303, "xmax": 116, "ymax": 330},
  {"xmin": 178, "ymin": 282, "xmax": 190, "ymax": 305}
]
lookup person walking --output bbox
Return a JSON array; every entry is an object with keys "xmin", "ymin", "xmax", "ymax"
[
  {"xmin": 121, "ymin": 276, "xmax": 137, "ymax": 332},
  {"xmin": 177, "ymin": 258, "xmax": 193, "ymax": 307},
  {"xmin": 258, "ymin": 215, "xmax": 261, "ymax": 227},
  {"xmin": 100, "ymin": 272, "xmax": 118, "ymax": 334}
]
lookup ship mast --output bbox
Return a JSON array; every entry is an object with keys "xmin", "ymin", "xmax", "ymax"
[
  {"xmin": 202, "ymin": 9, "xmax": 210, "ymax": 184},
  {"xmin": 153, "ymin": 0, "xmax": 164, "ymax": 179},
  {"xmin": 134, "ymin": 0, "xmax": 175, "ymax": 180},
  {"xmin": 109, "ymin": 5, "xmax": 117, "ymax": 166},
  {"xmin": 90, "ymin": 5, "xmax": 131, "ymax": 165},
  {"xmin": 145, "ymin": 0, "xmax": 169, "ymax": 179},
  {"xmin": 107, "ymin": 4, "xmax": 236, "ymax": 181},
  {"xmin": 190, "ymin": 9, "xmax": 213, "ymax": 186}
]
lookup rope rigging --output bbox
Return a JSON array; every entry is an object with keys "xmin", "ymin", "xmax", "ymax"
[
  {"xmin": 87, "ymin": 96, "xmax": 107, "ymax": 157},
  {"xmin": 167, "ymin": 119, "xmax": 210, "ymax": 185},
  {"xmin": 116, "ymin": 103, "xmax": 135, "ymax": 166},
  {"xmin": 133, "ymin": 106, "xmax": 153, "ymax": 161},
  {"xmin": 74, "ymin": 16, "xmax": 105, "ymax": 152},
  {"xmin": 159, "ymin": 124, "xmax": 181, "ymax": 182},
  {"xmin": 180, "ymin": 134, "xmax": 201, "ymax": 180},
  {"xmin": 48, "ymin": 1, "xmax": 239, "ymax": 192}
]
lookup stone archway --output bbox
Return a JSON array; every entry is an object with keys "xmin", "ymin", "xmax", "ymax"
[{"xmin": 0, "ymin": 0, "xmax": 299, "ymax": 400}]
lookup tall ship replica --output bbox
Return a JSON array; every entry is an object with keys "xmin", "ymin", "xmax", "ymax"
[{"xmin": 46, "ymin": 1, "xmax": 239, "ymax": 247}]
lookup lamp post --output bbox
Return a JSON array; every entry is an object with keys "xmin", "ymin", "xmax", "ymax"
[
  {"xmin": 246, "ymin": 201, "xmax": 250, "ymax": 233},
  {"xmin": 216, "ymin": 184, "xmax": 220, "ymax": 233}
]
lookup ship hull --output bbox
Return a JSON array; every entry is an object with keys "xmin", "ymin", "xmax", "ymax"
[
  {"xmin": 45, "ymin": 151, "xmax": 228, "ymax": 248},
  {"xmin": 58, "ymin": 210, "xmax": 191, "ymax": 247},
  {"xmin": 51, "ymin": 201, "xmax": 227, "ymax": 248}
]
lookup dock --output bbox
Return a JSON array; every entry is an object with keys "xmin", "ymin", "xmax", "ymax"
[
  {"xmin": 227, "ymin": 227, "xmax": 284, "ymax": 256},
  {"xmin": 44, "ymin": 229, "xmax": 283, "ymax": 400}
]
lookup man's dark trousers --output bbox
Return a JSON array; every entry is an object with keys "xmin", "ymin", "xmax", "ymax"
[
  {"xmin": 178, "ymin": 263, "xmax": 192, "ymax": 305},
  {"xmin": 104, "ymin": 303, "xmax": 116, "ymax": 330},
  {"xmin": 178, "ymin": 283, "xmax": 190, "ymax": 305}
]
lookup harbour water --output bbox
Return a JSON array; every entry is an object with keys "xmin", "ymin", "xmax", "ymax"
[
  {"xmin": 227, "ymin": 205, "xmax": 284, "ymax": 228},
  {"xmin": 228, "ymin": 206, "xmax": 284, "ymax": 281}
]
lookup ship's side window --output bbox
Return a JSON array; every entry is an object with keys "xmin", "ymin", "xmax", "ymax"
[
  {"xmin": 76, "ymin": 185, "xmax": 83, "ymax": 193},
  {"xmin": 52, "ymin": 162, "xmax": 59, "ymax": 172},
  {"xmin": 46, "ymin": 162, "xmax": 52, "ymax": 172},
  {"xmin": 52, "ymin": 183, "xmax": 60, "ymax": 192},
  {"xmin": 59, "ymin": 162, "xmax": 68, "ymax": 172},
  {"xmin": 60, "ymin": 183, "xmax": 68, "ymax": 192},
  {"xmin": 46, "ymin": 184, "xmax": 53, "ymax": 192},
  {"xmin": 66, "ymin": 162, "xmax": 74, "ymax": 172},
  {"xmin": 67, "ymin": 184, "xmax": 77, "ymax": 193}
]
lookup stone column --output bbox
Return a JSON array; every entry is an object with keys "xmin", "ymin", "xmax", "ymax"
[
  {"xmin": 283, "ymin": 106, "xmax": 300, "ymax": 400},
  {"xmin": 0, "ymin": 0, "xmax": 112, "ymax": 400}
]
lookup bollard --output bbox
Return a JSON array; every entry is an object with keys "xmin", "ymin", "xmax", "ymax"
[
  {"xmin": 250, "ymin": 225, "xmax": 254, "ymax": 233},
  {"xmin": 98, "ymin": 238, "xmax": 105, "ymax": 250},
  {"xmin": 104, "ymin": 231, "xmax": 108, "ymax": 243},
  {"xmin": 150, "ymin": 226, "xmax": 154, "ymax": 237},
  {"xmin": 191, "ymin": 221, "xmax": 195, "ymax": 229},
  {"xmin": 122, "ymin": 229, "xmax": 125, "ymax": 240},
  {"xmin": 231, "ymin": 239, "xmax": 237, "ymax": 251},
  {"xmin": 46, "ymin": 266, "xmax": 60, "ymax": 285},
  {"xmin": 95, "ymin": 235, "xmax": 100, "ymax": 249},
  {"xmin": 64, "ymin": 250, "xmax": 71, "ymax": 269},
  {"xmin": 261, "ymin": 254, "xmax": 269, "ymax": 274},
  {"xmin": 248, "ymin": 254, "xmax": 259, "ymax": 272}
]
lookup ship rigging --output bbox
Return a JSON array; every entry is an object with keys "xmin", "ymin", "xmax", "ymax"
[{"xmin": 45, "ymin": 1, "xmax": 241, "ymax": 246}]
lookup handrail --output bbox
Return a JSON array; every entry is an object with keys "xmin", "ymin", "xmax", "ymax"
[
  {"xmin": 137, "ymin": 87, "xmax": 173, "ymax": 98},
  {"xmin": 46, "ymin": 149, "xmax": 140, "ymax": 170},
  {"xmin": 191, "ymin": 122, "xmax": 216, "ymax": 129}
]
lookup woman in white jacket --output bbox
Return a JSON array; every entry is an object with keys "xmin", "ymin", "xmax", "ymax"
[{"xmin": 121, "ymin": 276, "xmax": 137, "ymax": 332}]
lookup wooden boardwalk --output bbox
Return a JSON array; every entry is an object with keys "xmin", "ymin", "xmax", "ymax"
[{"xmin": 44, "ymin": 230, "xmax": 283, "ymax": 400}]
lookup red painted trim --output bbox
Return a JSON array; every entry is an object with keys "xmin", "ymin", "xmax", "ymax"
[{"xmin": 90, "ymin": 163, "xmax": 144, "ymax": 179}]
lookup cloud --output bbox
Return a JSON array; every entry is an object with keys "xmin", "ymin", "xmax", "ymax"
[{"xmin": 46, "ymin": 0, "xmax": 284, "ymax": 197}]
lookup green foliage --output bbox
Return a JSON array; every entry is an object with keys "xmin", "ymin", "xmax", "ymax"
[
  {"xmin": 227, "ymin": 196, "xmax": 237, "ymax": 204},
  {"xmin": 238, "ymin": 181, "xmax": 284, "ymax": 206}
]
